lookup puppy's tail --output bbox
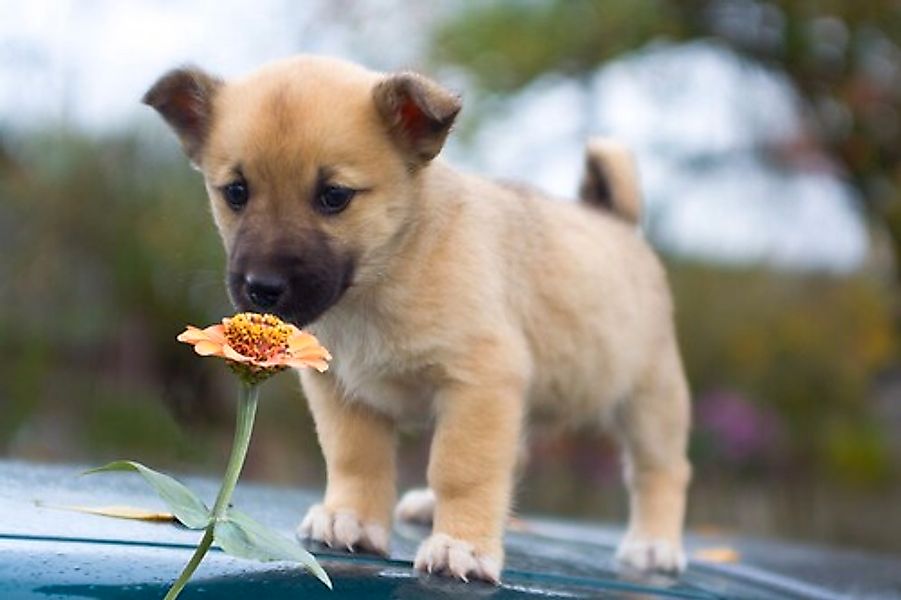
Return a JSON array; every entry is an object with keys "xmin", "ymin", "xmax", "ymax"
[{"xmin": 578, "ymin": 138, "xmax": 642, "ymax": 225}]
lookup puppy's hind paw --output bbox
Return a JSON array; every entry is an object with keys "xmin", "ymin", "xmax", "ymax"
[
  {"xmin": 414, "ymin": 533, "xmax": 501, "ymax": 584},
  {"xmin": 615, "ymin": 536, "xmax": 686, "ymax": 574},
  {"xmin": 395, "ymin": 487, "xmax": 435, "ymax": 525},
  {"xmin": 297, "ymin": 504, "xmax": 389, "ymax": 556}
]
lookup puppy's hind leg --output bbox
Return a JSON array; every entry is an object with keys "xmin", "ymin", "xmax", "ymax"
[
  {"xmin": 396, "ymin": 487, "xmax": 435, "ymax": 525},
  {"xmin": 614, "ymin": 341, "xmax": 692, "ymax": 574},
  {"xmin": 397, "ymin": 440, "xmax": 529, "ymax": 527}
]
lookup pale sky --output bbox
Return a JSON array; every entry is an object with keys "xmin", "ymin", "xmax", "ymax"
[{"xmin": 0, "ymin": 0, "xmax": 869, "ymax": 272}]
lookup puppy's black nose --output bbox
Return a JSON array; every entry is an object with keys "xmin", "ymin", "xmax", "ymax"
[{"xmin": 245, "ymin": 273, "xmax": 287, "ymax": 309}]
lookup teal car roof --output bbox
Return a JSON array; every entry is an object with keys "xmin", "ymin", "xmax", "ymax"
[{"xmin": 1, "ymin": 461, "xmax": 897, "ymax": 599}]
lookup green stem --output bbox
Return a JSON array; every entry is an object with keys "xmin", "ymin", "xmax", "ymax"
[
  {"xmin": 163, "ymin": 527, "xmax": 214, "ymax": 600},
  {"xmin": 164, "ymin": 382, "xmax": 260, "ymax": 600},
  {"xmin": 211, "ymin": 382, "xmax": 260, "ymax": 519}
]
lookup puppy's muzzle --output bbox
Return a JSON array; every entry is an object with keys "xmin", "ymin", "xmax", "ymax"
[{"xmin": 228, "ymin": 247, "xmax": 354, "ymax": 327}]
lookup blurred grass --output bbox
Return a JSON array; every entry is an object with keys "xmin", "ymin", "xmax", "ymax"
[{"xmin": 0, "ymin": 130, "xmax": 898, "ymax": 552}]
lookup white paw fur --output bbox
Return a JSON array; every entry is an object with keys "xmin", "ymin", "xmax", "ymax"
[
  {"xmin": 395, "ymin": 488, "xmax": 435, "ymax": 524},
  {"xmin": 297, "ymin": 503, "xmax": 389, "ymax": 555},
  {"xmin": 414, "ymin": 533, "xmax": 501, "ymax": 583},
  {"xmin": 615, "ymin": 535, "xmax": 686, "ymax": 574}
]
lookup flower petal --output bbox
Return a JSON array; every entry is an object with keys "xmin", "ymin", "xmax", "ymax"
[
  {"xmin": 222, "ymin": 343, "xmax": 252, "ymax": 363},
  {"xmin": 292, "ymin": 347, "xmax": 332, "ymax": 361},
  {"xmin": 194, "ymin": 340, "xmax": 225, "ymax": 356},
  {"xmin": 310, "ymin": 360, "xmax": 330, "ymax": 373},
  {"xmin": 201, "ymin": 324, "xmax": 227, "ymax": 345},
  {"xmin": 257, "ymin": 358, "xmax": 289, "ymax": 369},
  {"xmin": 177, "ymin": 325, "xmax": 208, "ymax": 344},
  {"xmin": 284, "ymin": 322, "xmax": 303, "ymax": 336},
  {"xmin": 285, "ymin": 357, "xmax": 330, "ymax": 372},
  {"xmin": 288, "ymin": 331, "xmax": 321, "ymax": 352}
]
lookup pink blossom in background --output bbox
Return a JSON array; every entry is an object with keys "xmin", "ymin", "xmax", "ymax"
[{"xmin": 697, "ymin": 390, "xmax": 783, "ymax": 463}]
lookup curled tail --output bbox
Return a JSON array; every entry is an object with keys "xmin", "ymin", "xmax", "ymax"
[{"xmin": 578, "ymin": 138, "xmax": 642, "ymax": 225}]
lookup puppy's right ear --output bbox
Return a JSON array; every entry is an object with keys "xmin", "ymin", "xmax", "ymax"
[
  {"xmin": 373, "ymin": 72, "xmax": 461, "ymax": 168},
  {"xmin": 142, "ymin": 67, "xmax": 222, "ymax": 164}
]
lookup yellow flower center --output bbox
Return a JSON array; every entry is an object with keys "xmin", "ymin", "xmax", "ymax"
[{"xmin": 223, "ymin": 313, "xmax": 293, "ymax": 362}]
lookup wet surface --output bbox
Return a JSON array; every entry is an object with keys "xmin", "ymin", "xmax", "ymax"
[{"xmin": 1, "ymin": 461, "xmax": 898, "ymax": 599}]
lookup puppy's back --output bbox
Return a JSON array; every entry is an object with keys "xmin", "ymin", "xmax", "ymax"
[{"xmin": 482, "ymin": 177, "xmax": 673, "ymax": 418}]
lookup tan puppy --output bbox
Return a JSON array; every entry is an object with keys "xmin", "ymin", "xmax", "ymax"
[{"xmin": 144, "ymin": 55, "xmax": 691, "ymax": 583}]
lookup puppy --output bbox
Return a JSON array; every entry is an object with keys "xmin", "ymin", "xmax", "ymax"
[{"xmin": 144, "ymin": 55, "xmax": 691, "ymax": 583}]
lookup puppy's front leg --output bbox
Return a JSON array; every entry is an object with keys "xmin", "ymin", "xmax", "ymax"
[
  {"xmin": 298, "ymin": 370, "xmax": 396, "ymax": 555},
  {"xmin": 415, "ymin": 380, "xmax": 524, "ymax": 583}
]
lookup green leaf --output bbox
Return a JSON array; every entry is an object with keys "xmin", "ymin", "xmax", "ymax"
[
  {"xmin": 83, "ymin": 461, "xmax": 210, "ymax": 529},
  {"xmin": 215, "ymin": 509, "xmax": 332, "ymax": 589}
]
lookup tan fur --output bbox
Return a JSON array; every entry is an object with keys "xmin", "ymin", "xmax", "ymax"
[
  {"xmin": 146, "ymin": 55, "xmax": 692, "ymax": 581},
  {"xmin": 580, "ymin": 138, "xmax": 643, "ymax": 225}
]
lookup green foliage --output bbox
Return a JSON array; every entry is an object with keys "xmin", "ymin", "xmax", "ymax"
[
  {"xmin": 0, "ymin": 130, "xmax": 232, "ymax": 463},
  {"xmin": 823, "ymin": 419, "xmax": 892, "ymax": 487},
  {"xmin": 84, "ymin": 383, "xmax": 330, "ymax": 596},
  {"xmin": 431, "ymin": 0, "xmax": 682, "ymax": 92},
  {"xmin": 86, "ymin": 459, "xmax": 332, "ymax": 591},
  {"xmin": 84, "ymin": 460, "xmax": 211, "ymax": 529},
  {"xmin": 218, "ymin": 509, "xmax": 332, "ymax": 588},
  {"xmin": 83, "ymin": 384, "xmax": 193, "ymax": 459}
]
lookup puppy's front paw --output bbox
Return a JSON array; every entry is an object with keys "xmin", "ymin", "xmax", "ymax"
[
  {"xmin": 414, "ymin": 533, "xmax": 501, "ymax": 584},
  {"xmin": 615, "ymin": 535, "xmax": 686, "ymax": 574},
  {"xmin": 395, "ymin": 487, "xmax": 435, "ymax": 525},
  {"xmin": 297, "ymin": 503, "xmax": 389, "ymax": 555}
]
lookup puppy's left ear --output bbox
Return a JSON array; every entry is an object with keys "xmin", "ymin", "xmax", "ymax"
[
  {"xmin": 142, "ymin": 66, "xmax": 223, "ymax": 165},
  {"xmin": 373, "ymin": 72, "xmax": 461, "ymax": 167}
]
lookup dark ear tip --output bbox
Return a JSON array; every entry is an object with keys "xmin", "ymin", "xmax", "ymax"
[
  {"xmin": 141, "ymin": 68, "xmax": 182, "ymax": 109},
  {"xmin": 141, "ymin": 77, "xmax": 164, "ymax": 108},
  {"xmin": 140, "ymin": 87, "xmax": 157, "ymax": 107},
  {"xmin": 141, "ymin": 65, "xmax": 221, "ymax": 162},
  {"xmin": 447, "ymin": 95, "xmax": 463, "ymax": 118},
  {"xmin": 141, "ymin": 66, "xmax": 219, "ymax": 109}
]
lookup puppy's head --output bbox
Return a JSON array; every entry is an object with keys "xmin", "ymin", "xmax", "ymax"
[{"xmin": 144, "ymin": 56, "xmax": 460, "ymax": 326}]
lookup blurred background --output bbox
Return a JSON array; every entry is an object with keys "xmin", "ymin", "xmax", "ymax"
[{"xmin": 1, "ymin": 0, "xmax": 898, "ymax": 554}]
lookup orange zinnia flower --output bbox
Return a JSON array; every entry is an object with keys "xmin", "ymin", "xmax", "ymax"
[{"xmin": 177, "ymin": 313, "xmax": 331, "ymax": 383}]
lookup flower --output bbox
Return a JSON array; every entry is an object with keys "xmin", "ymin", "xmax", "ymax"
[
  {"xmin": 88, "ymin": 313, "xmax": 334, "ymax": 600},
  {"xmin": 177, "ymin": 313, "xmax": 331, "ymax": 383}
]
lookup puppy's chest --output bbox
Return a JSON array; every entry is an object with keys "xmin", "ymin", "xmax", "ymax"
[{"xmin": 313, "ymin": 310, "xmax": 437, "ymax": 422}]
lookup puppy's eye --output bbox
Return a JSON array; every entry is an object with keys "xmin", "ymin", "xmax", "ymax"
[
  {"xmin": 316, "ymin": 184, "xmax": 356, "ymax": 215},
  {"xmin": 222, "ymin": 180, "xmax": 249, "ymax": 211}
]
